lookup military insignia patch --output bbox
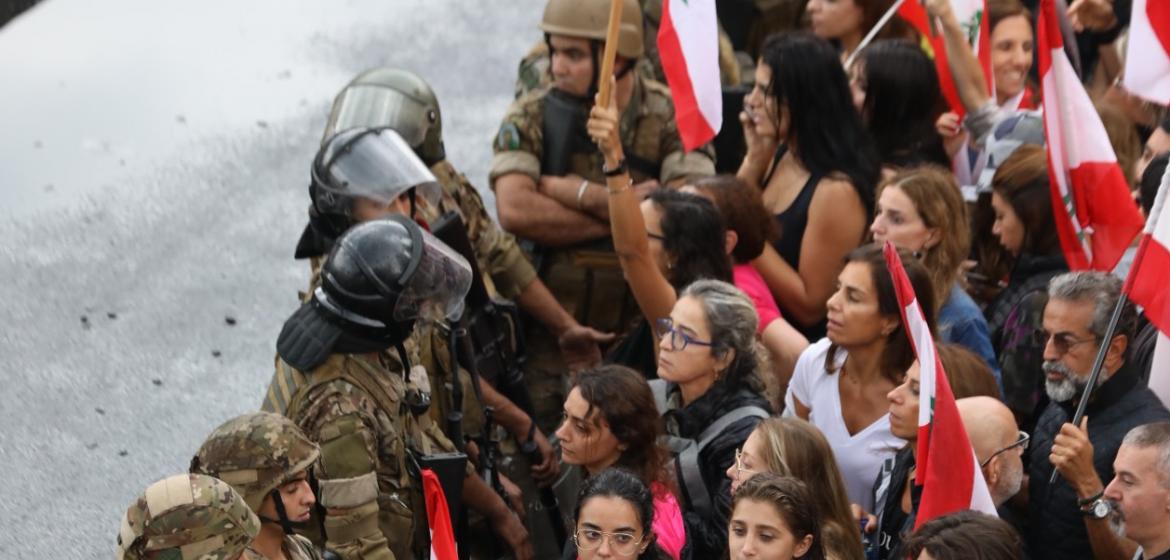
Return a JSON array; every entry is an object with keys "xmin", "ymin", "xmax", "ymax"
[{"xmin": 496, "ymin": 122, "xmax": 521, "ymax": 151}]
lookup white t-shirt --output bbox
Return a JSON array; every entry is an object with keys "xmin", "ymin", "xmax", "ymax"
[{"xmin": 783, "ymin": 338, "xmax": 906, "ymax": 512}]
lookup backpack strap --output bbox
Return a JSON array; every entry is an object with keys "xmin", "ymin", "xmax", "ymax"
[
  {"xmin": 677, "ymin": 405, "xmax": 770, "ymax": 518},
  {"xmin": 648, "ymin": 378, "xmax": 670, "ymax": 415}
]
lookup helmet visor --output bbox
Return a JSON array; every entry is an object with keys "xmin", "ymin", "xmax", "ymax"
[
  {"xmin": 393, "ymin": 228, "xmax": 473, "ymax": 323},
  {"xmin": 316, "ymin": 129, "xmax": 440, "ymax": 208},
  {"xmin": 326, "ymin": 85, "xmax": 432, "ymax": 149}
]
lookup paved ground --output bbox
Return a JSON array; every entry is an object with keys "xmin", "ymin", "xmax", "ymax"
[{"xmin": 0, "ymin": 0, "xmax": 542, "ymax": 555}]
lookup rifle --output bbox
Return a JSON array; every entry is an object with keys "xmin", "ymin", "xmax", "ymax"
[{"xmin": 432, "ymin": 212, "xmax": 569, "ymax": 546}]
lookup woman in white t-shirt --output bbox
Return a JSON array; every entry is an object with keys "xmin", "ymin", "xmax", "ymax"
[{"xmin": 784, "ymin": 243, "xmax": 938, "ymax": 511}]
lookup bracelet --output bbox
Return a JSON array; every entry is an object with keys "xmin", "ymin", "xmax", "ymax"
[
  {"xmin": 608, "ymin": 178, "xmax": 632, "ymax": 195},
  {"xmin": 1077, "ymin": 489, "xmax": 1104, "ymax": 507},
  {"xmin": 575, "ymin": 179, "xmax": 590, "ymax": 209},
  {"xmin": 603, "ymin": 158, "xmax": 627, "ymax": 177}
]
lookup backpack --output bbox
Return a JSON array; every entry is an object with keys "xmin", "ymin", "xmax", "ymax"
[{"xmin": 648, "ymin": 379, "xmax": 769, "ymax": 519}]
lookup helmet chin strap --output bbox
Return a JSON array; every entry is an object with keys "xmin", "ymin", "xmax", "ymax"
[{"xmin": 262, "ymin": 488, "xmax": 302, "ymax": 535}]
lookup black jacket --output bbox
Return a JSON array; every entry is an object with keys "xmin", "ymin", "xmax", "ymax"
[
  {"xmin": 662, "ymin": 381, "xmax": 771, "ymax": 560},
  {"xmin": 1026, "ymin": 360, "xmax": 1170, "ymax": 559}
]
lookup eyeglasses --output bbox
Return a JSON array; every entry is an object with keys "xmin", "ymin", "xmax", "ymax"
[
  {"xmin": 654, "ymin": 317, "xmax": 715, "ymax": 352},
  {"xmin": 1038, "ymin": 329, "xmax": 1098, "ymax": 355},
  {"xmin": 573, "ymin": 528, "xmax": 644, "ymax": 556},
  {"xmin": 980, "ymin": 430, "xmax": 1030, "ymax": 468},
  {"xmin": 734, "ymin": 447, "xmax": 759, "ymax": 480}
]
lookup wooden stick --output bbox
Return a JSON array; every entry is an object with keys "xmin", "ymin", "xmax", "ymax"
[{"xmin": 596, "ymin": 0, "xmax": 624, "ymax": 108}]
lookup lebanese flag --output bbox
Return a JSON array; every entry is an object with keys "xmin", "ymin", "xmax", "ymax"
[
  {"xmin": 422, "ymin": 469, "xmax": 457, "ymax": 560},
  {"xmin": 1122, "ymin": 0, "xmax": 1170, "ymax": 105},
  {"xmin": 883, "ymin": 242, "xmax": 996, "ymax": 528},
  {"xmin": 1038, "ymin": 0, "xmax": 1144, "ymax": 271},
  {"xmin": 897, "ymin": 0, "xmax": 991, "ymax": 118},
  {"xmin": 1127, "ymin": 165, "xmax": 1170, "ymax": 407},
  {"xmin": 657, "ymin": 0, "xmax": 722, "ymax": 152}
]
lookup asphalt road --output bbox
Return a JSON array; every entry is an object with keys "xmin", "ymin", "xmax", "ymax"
[{"xmin": 0, "ymin": 1, "xmax": 543, "ymax": 555}]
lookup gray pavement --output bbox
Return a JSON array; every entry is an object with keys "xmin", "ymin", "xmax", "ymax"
[{"xmin": 0, "ymin": 0, "xmax": 542, "ymax": 555}]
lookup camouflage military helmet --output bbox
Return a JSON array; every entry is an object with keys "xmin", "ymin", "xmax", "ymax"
[
  {"xmin": 191, "ymin": 412, "xmax": 321, "ymax": 512},
  {"xmin": 117, "ymin": 474, "xmax": 260, "ymax": 560},
  {"xmin": 323, "ymin": 68, "xmax": 446, "ymax": 166},
  {"xmin": 539, "ymin": 0, "xmax": 644, "ymax": 59}
]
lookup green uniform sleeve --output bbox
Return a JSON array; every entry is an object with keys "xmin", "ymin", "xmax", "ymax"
[{"xmin": 489, "ymin": 94, "xmax": 544, "ymax": 184}]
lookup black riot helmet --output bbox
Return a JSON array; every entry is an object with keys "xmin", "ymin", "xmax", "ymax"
[
  {"xmin": 296, "ymin": 127, "xmax": 441, "ymax": 259},
  {"xmin": 278, "ymin": 215, "xmax": 473, "ymax": 371},
  {"xmin": 322, "ymin": 68, "xmax": 446, "ymax": 165}
]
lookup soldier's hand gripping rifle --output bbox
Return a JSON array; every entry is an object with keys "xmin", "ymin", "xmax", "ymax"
[{"xmin": 432, "ymin": 211, "xmax": 568, "ymax": 546}]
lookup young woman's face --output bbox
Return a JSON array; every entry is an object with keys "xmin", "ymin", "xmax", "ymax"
[
  {"xmin": 990, "ymin": 15, "xmax": 1034, "ymax": 103},
  {"xmin": 806, "ymin": 0, "xmax": 865, "ymax": 42},
  {"xmin": 990, "ymin": 191, "xmax": 1025, "ymax": 255},
  {"xmin": 556, "ymin": 388, "xmax": 622, "ymax": 474},
  {"xmin": 575, "ymin": 496, "xmax": 649, "ymax": 559},
  {"xmin": 886, "ymin": 360, "xmax": 922, "ymax": 440},
  {"xmin": 640, "ymin": 199, "xmax": 671, "ymax": 275},
  {"xmin": 729, "ymin": 498, "xmax": 814, "ymax": 560},
  {"xmin": 870, "ymin": 186, "xmax": 937, "ymax": 253},
  {"xmin": 656, "ymin": 296, "xmax": 726, "ymax": 388},
  {"xmin": 745, "ymin": 63, "xmax": 785, "ymax": 141},
  {"xmin": 726, "ymin": 428, "xmax": 769, "ymax": 494},
  {"xmin": 825, "ymin": 261, "xmax": 895, "ymax": 348}
]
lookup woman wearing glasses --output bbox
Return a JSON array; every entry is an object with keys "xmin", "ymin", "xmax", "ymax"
[
  {"xmin": 653, "ymin": 279, "xmax": 772, "ymax": 558},
  {"xmin": 725, "ymin": 418, "xmax": 863, "ymax": 560},
  {"xmin": 784, "ymin": 243, "xmax": 935, "ymax": 514},
  {"xmin": 556, "ymin": 365, "xmax": 686, "ymax": 560},
  {"xmin": 571, "ymin": 468, "xmax": 672, "ymax": 560}
]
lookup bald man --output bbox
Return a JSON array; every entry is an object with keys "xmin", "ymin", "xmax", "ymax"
[{"xmin": 959, "ymin": 396, "xmax": 1026, "ymax": 506}]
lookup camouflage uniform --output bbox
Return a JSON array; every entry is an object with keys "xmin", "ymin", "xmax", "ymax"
[
  {"xmin": 491, "ymin": 75, "xmax": 715, "ymax": 434},
  {"xmin": 117, "ymin": 473, "xmax": 261, "ymax": 560},
  {"xmin": 262, "ymin": 353, "xmax": 457, "ymax": 560}
]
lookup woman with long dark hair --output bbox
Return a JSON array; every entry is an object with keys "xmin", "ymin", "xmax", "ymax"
[
  {"xmin": 556, "ymin": 365, "xmax": 685, "ymax": 559},
  {"xmin": 572, "ymin": 468, "xmax": 673, "ymax": 560},
  {"xmin": 739, "ymin": 31, "xmax": 881, "ymax": 341},
  {"xmin": 850, "ymin": 40, "xmax": 949, "ymax": 171}
]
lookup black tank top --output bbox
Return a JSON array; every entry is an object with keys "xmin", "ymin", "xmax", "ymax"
[{"xmin": 762, "ymin": 146, "xmax": 827, "ymax": 340}]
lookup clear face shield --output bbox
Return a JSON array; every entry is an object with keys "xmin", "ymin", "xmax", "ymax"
[
  {"xmin": 313, "ymin": 128, "xmax": 441, "ymax": 211},
  {"xmin": 325, "ymin": 85, "xmax": 435, "ymax": 149},
  {"xmin": 392, "ymin": 228, "xmax": 473, "ymax": 324}
]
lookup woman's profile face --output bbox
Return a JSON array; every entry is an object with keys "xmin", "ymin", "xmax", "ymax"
[
  {"xmin": 575, "ymin": 495, "xmax": 649, "ymax": 559},
  {"xmin": 555, "ymin": 387, "xmax": 622, "ymax": 474},
  {"xmin": 806, "ymin": 0, "xmax": 865, "ymax": 42},
  {"xmin": 745, "ymin": 62, "xmax": 785, "ymax": 141},
  {"xmin": 729, "ymin": 498, "xmax": 814, "ymax": 560},
  {"xmin": 990, "ymin": 191, "xmax": 1025, "ymax": 255},
  {"xmin": 886, "ymin": 359, "xmax": 922, "ymax": 440},
  {"xmin": 640, "ymin": 199, "xmax": 672, "ymax": 276},
  {"xmin": 870, "ymin": 186, "xmax": 937, "ymax": 253},
  {"xmin": 825, "ymin": 261, "xmax": 893, "ymax": 348},
  {"xmin": 726, "ymin": 428, "xmax": 769, "ymax": 494}
]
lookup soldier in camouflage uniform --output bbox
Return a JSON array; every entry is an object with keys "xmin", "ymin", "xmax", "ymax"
[
  {"xmin": 264, "ymin": 214, "xmax": 531, "ymax": 560},
  {"xmin": 190, "ymin": 412, "xmax": 324, "ymax": 560},
  {"xmin": 492, "ymin": 0, "xmax": 716, "ymax": 435},
  {"xmin": 116, "ymin": 473, "xmax": 261, "ymax": 560}
]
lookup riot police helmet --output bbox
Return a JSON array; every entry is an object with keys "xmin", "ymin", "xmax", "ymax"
[{"xmin": 323, "ymin": 68, "xmax": 446, "ymax": 166}]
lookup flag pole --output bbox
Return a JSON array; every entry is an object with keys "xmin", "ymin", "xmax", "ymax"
[
  {"xmin": 844, "ymin": 0, "xmax": 906, "ymax": 68},
  {"xmin": 1047, "ymin": 166, "xmax": 1170, "ymax": 484},
  {"xmin": 596, "ymin": 0, "xmax": 625, "ymax": 109}
]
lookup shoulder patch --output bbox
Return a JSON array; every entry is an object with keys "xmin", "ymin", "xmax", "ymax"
[{"xmin": 496, "ymin": 122, "xmax": 522, "ymax": 151}]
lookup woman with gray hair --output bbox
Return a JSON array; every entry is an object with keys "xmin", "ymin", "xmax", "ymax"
[{"xmin": 652, "ymin": 278, "xmax": 772, "ymax": 559}]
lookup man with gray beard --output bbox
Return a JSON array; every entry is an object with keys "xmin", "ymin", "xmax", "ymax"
[
  {"xmin": 1104, "ymin": 422, "xmax": 1170, "ymax": 560},
  {"xmin": 1025, "ymin": 272, "xmax": 1170, "ymax": 560}
]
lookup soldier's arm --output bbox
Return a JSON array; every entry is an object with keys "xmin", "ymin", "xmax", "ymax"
[
  {"xmin": 312, "ymin": 409, "xmax": 396, "ymax": 560},
  {"xmin": 493, "ymin": 172, "xmax": 610, "ymax": 246}
]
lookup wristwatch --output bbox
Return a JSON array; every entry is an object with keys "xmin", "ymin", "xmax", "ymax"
[{"xmin": 1081, "ymin": 498, "xmax": 1112, "ymax": 520}]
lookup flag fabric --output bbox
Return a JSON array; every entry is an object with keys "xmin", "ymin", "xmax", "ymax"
[
  {"xmin": 897, "ymin": 0, "xmax": 991, "ymax": 118},
  {"xmin": 883, "ymin": 242, "xmax": 997, "ymax": 528},
  {"xmin": 656, "ymin": 0, "xmax": 722, "ymax": 152},
  {"xmin": 1126, "ymin": 165, "xmax": 1170, "ymax": 407},
  {"xmin": 1037, "ymin": 0, "xmax": 1144, "ymax": 271},
  {"xmin": 1122, "ymin": 0, "xmax": 1170, "ymax": 105},
  {"xmin": 422, "ymin": 469, "xmax": 458, "ymax": 560}
]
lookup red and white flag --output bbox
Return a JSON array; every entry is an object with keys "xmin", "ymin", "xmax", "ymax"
[
  {"xmin": 422, "ymin": 469, "xmax": 458, "ymax": 560},
  {"xmin": 1038, "ymin": 0, "xmax": 1144, "ymax": 271},
  {"xmin": 897, "ymin": 0, "xmax": 991, "ymax": 118},
  {"xmin": 1126, "ymin": 165, "xmax": 1170, "ymax": 407},
  {"xmin": 1122, "ymin": 0, "xmax": 1170, "ymax": 105},
  {"xmin": 657, "ymin": 0, "xmax": 722, "ymax": 152},
  {"xmin": 883, "ymin": 242, "xmax": 996, "ymax": 528}
]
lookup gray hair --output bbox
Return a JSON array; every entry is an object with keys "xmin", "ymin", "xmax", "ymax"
[
  {"xmin": 680, "ymin": 279, "xmax": 761, "ymax": 389},
  {"xmin": 1121, "ymin": 422, "xmax": 1170, "ymax": 488},
  {"xmin": 1047, "ymin": 271, "xmax": 1137, "ymax": 343}
]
